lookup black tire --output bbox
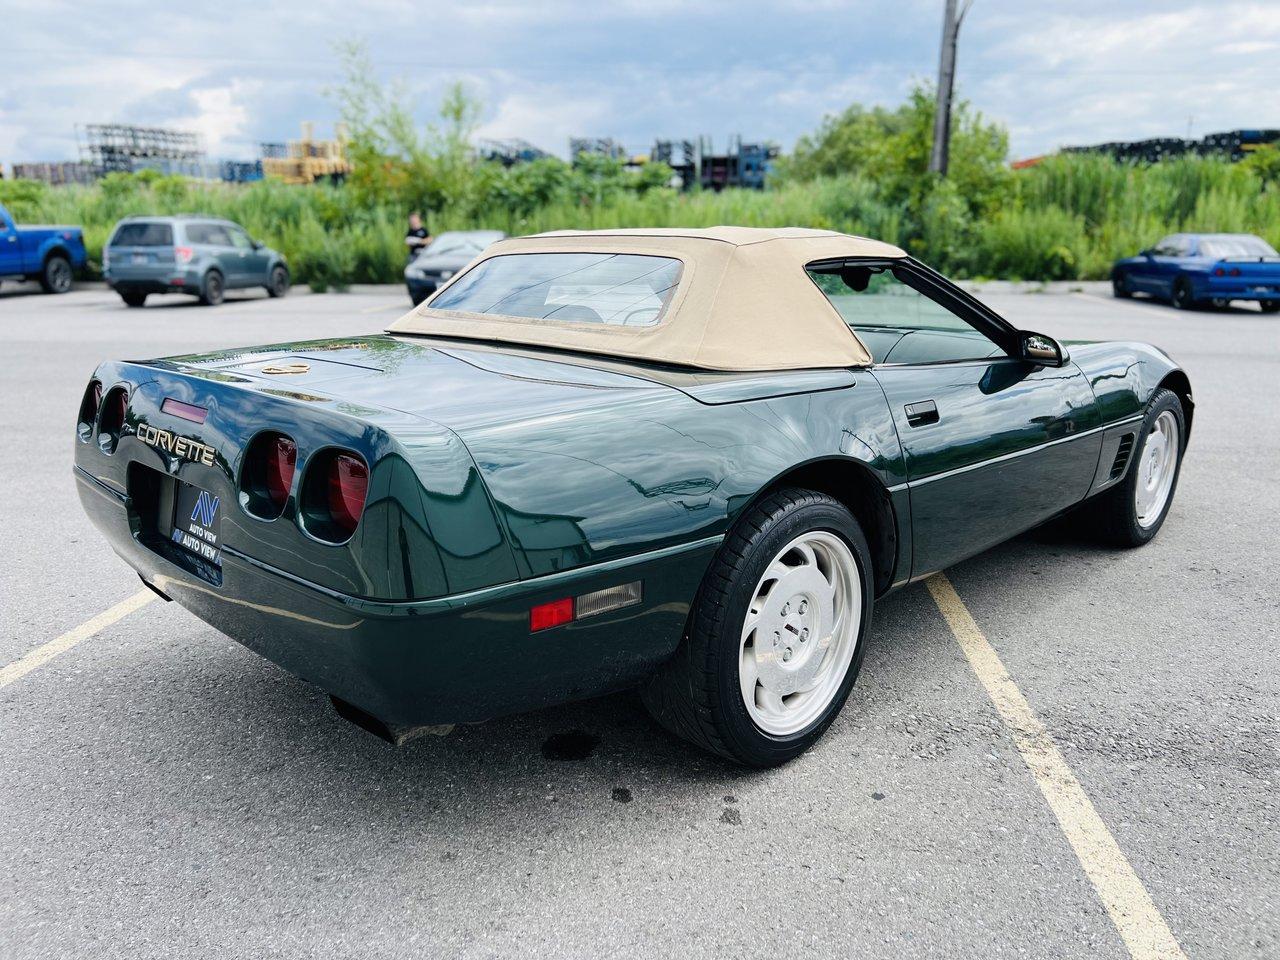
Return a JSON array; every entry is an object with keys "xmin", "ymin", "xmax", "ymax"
[
  {"xmin": 1111, "ymin": 272, "xmax": 1132, "ymax": 298},
  {"xmin": 640, "ymin": 488, "xmax": 875, "ymax": 767},
  {"xmin": 121, "ymin": 290, "xmax": 147, "ymax": 308},
  {"xmin": 39, "ymin": 254, "xmax": 73, "ymax": 294},
  {"xmin": 1078, "ymin": 388, "xmax": 1186, "ymax": 547},
  {"xmin": 199, "ymin": 270, "xmax": 225, "ymax": 306},
  {"xmin": 1259, "ymin": 300, "xmax": 1280, "ymax": 314},
  {"xmin": 1171, "ymin": 276, "xmax": 1197, "ymax": 310},
  {"xmin": 266, "ymin": 264, "xmax": 290, "ymax": 298}
]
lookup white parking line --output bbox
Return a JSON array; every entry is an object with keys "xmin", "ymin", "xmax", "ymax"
[
  {"xmin": 926, "ymin": 573, "xmax": 1187, "ymax": 960},
  {"xmin": 0, "ymin": 590, "xmax": 156, "ymax": 690}
]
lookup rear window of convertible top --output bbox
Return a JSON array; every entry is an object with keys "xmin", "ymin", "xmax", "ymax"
[
  {"xmin": 110, "ymin": 222, "xmax": 174, "ymax": 247},
  {"xmin": 429, "ymin": 252, "xmax": 683, "ymax": 327}
]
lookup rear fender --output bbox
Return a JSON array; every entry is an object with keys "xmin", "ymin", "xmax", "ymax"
[{"xmin": 74, "ymin": 360, "xmax": 517, "ymax": 601}]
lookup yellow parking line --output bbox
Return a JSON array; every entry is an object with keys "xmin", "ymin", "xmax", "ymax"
[
  {"xmin": 926, "ymin": 573, "xmax": 1187, "ymax": 960},
  {"xmin": 0, "ymin": 590, "xmax": 156, "ymax": 690}
]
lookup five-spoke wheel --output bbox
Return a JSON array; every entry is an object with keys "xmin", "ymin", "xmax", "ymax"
[
  {"xmin": 1134, "ymin": 409, "xmax": 1180, "ymax": 529},
  {"xmin": 642, "ymin": 488, "xmax": 873, "ymax": 767},
  {"xmin": 738, "ymin": 531, "xmax": 861, "ymax": 737}
]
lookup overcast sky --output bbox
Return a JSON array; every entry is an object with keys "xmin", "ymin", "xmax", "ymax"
[{"xmin": 5, "ymin": 0, "xmax": 1280, "ymax": 166}]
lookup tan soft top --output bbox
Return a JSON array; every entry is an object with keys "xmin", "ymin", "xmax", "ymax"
[{"xmin": 387, "ymin": 227, "xmax": 906, "ymax": 371}]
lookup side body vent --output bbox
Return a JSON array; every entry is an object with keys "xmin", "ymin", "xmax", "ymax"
[{"xmin": 1110, "ymin": 432, "xmax": 1136, "ymax": 480}]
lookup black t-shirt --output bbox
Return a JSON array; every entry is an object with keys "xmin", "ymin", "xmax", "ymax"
[{"xmin": 406, "ymin": 227, "xmax": 429, "ymax": 244}]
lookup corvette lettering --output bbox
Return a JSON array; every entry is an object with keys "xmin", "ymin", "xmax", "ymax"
[{"xmin": 136, "ymin": 423, "xmax": 216, "ymax": 466}]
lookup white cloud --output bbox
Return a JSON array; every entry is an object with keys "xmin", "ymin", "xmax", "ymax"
[{"xmin": 4, "ymin": 0, "xmax": 1280, "ymax": 167}]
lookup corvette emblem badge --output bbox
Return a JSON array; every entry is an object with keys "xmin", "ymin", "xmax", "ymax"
[{"xmin": 261, "ymin": 362, "xmax": 310, "ymax": 375}]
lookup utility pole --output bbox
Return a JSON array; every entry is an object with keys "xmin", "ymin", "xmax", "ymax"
[{"xmin": 929, "ymin": 0, "xmax": 973, "ymax": 176}]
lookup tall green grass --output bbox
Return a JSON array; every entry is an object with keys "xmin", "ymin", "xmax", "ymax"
[{"xmin": 4, "ymin": 154, "xmax": 1277, "ymax": 285}]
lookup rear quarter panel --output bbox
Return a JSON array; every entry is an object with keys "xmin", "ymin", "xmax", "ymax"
[{"xmin": 452, "ymin": 374, "xmax": 907, "ymax": 580}]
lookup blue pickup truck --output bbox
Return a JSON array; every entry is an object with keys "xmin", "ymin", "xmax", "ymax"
[{"xmin": 0, "ymin": 202, "xmax": 87, "ymax": 294}]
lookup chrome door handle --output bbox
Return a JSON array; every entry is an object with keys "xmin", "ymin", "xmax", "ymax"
[{"xmin": 905, "ymin": 400, "xmax": 939, "ymax": 427}]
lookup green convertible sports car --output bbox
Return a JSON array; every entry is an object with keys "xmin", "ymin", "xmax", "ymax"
[{"xmin": 74, "ymin": 228, "xmax": 1192, "ymax": 766}]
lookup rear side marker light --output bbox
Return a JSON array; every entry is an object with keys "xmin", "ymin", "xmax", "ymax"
[
  {"xmin": 530, "ymin": 597, "xmax": 574, "ymax": 632},
  {"xmin": 529, "ymin": 581, "xmax": 643, "ymax": 633},
  {"xmin": 161, "ymin": 398, "xmax": 208, "ymax": 424}
]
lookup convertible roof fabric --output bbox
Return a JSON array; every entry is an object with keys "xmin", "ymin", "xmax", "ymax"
[{"xmin": 387, "ymin": 227, "xmax": 906, "ymax": 371}]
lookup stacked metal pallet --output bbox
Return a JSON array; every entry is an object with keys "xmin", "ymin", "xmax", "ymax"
[
  {"xmin": 1065, "ymin": 129, "xmax": 1280, "ymax": 164},
  {"xmin": 259, "ymin": 123, "xmax": 352, "ymax": 185}
]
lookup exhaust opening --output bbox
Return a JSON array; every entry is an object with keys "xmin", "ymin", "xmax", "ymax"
[{"xmin": 329, "ymin": 696, "xmax": 453, "ymax": 746}]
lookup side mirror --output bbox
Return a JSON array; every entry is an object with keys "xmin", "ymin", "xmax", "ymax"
[
  {"xmin": 252, "ymin": 240, "xmax": 264, "ymax": 250},
  {"xmin": 1140, "ymin": 249, "xmax": 1154, "ymax": 258},
  {"xmin": 1019, "ymin": 331, "xmax": 1069, "ymax": 367}
]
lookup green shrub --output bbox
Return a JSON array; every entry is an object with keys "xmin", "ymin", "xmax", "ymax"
[{"xmin": 976, "ymin": 205, "xmax": 1088, "ymax": 280}]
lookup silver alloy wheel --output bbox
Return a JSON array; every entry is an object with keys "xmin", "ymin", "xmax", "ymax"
[
  {"xmin": 738, "ymin": 530, "xmax": 861, "ymax": 736},
  {"xmin": 48, "ymin": 258, "xmax": 72, "ymax": 292},
  {"xmin": 1135, "ymin": 410, "xmax": 1179, "ymax": 528}
]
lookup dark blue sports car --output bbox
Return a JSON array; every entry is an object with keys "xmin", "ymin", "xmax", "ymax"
[{"xmin": 1112, "ymin": 233, "xmax": 1280, "ymax": 312}]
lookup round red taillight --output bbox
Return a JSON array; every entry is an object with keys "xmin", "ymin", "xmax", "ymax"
[
  {"xmin": 328, "ymin": 454, "xmax": 369, "ymax": 535},
  {"xmin": 266, "ymin": 436, "xmax": 297, "ymax": 507},
  {"xmin": 299, "ymin": 449, "xmax": 369, "ymax": 543},
  {"xmin": 1214, "ymin": 267, "xmax": 1225, "ymax": 276},
  {"xmin": 1230, "ymin": 267, "xmax": 1242, "ymax": 276},
  {"xmin": 77, "ymin": 379, "xmax": 103, "ymax": 440},
  {"xmin": 240, "ymin": 432, "xmax": 297, "ymax": 520},
  {"xmin": 97, "ymin": 386, "xmax": 129, "ymax": 452}
]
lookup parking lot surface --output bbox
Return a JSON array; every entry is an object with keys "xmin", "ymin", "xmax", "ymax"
[{"xmin": 1, "ymin": 283, "xmax": 1276, "ymax": 959}]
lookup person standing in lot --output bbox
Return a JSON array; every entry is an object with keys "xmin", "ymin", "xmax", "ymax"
[{"xmin": 405, "ymin": 212, "xmax": 432, "ymax": 261}]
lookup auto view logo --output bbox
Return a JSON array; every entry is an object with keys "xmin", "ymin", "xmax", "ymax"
[{"xmin": 190, "ymin": 491, "xmax": 220, "ymax": 527}]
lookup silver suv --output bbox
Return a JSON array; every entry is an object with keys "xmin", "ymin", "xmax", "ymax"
[{"xmin": 104, "ymin": 216, "xmax": 289, "ymax": 307}]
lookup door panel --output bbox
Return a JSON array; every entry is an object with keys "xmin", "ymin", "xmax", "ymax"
[
  {"xmin": 228, "ymin": 227, "xmax": 269, "ymax": 286},
  {"xmin": 0, "ymin": 221, "xmax": 22, "ymax": 275},
  {"xmin": 873, "ymin": 358, "xmax": 1101, "ymax": 578},
  {"xmin": 1128, "ymin": 255, "xmax": 1156, "ymax": 292}
]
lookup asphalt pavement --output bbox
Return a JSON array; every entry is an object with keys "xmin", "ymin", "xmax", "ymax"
[{"xmin": 1, "ymin": 281, "xmax": 1275, "ymax": 959}]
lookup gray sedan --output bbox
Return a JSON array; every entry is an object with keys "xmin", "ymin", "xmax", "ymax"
[{"xmin": 404, "ymin": 230, "xmax": 506, "ymax": 305}]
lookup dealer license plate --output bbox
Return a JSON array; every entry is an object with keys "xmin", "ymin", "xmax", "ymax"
[{"xmin": 171, "ymin": 480, "xmax": 222, "ymax": 565}]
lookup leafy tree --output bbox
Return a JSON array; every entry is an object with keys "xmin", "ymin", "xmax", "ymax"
[
  {"xmin": 782, "ymin": 83, "xmax": 1009, "ymax": 209},
  {"xmin": 329, "ymin": 40, "xmax": 482, "ymax": 218}
]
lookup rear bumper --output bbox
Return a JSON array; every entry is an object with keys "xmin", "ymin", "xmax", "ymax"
[
  {"xmin": 106, "ymin": 268, "xmax": 202, "ymax": 295},
  {"xmin": 1200, "ymin": 278, "xmax": 1280, "ymax": 301},
  {"xmin": 76, "ymin": 464, "xmax": 718, "ymax": 726}
]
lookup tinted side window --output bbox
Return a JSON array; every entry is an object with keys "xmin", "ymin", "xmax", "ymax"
[
  {"xmin": 806, "ymin": 263, "xmax": 1002, "ymax": 364},
  {"xmin": 185, "ymin": 223, "xmax": 213, "ymax": 245},
  {"xmin": 228, "ymin": 227, "xmax": 253, "ymax": 250},
  {"xmin": 111, "ymin": 222, "xmax": 173, "ymax": 246}
]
